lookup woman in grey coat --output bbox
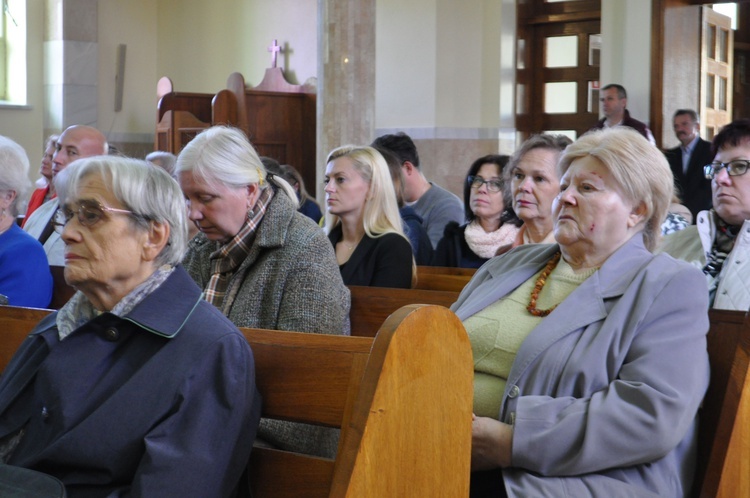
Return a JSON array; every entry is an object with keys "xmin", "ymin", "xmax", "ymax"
[
  {"xmin": 455, "ymin": 128, "xmax": 709, "ymax": 497},
  {"xmin": 177, "ymin": 126, "xmax": 350, "ymax": 459}
]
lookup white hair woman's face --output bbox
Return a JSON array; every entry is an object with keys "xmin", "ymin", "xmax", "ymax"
[
  {"xmin": 553, "ymin": 155, "xmax": 644, "ymax": 264},
  {"xmin": 60, "ymin": 173, "xmax": 157, "ymax": 309},
  {"xmin": 178, "ymin": 170, "xmax": 259, "ymax": 244}
]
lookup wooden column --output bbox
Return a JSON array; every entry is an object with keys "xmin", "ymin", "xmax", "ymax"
[{"xmin": 316, "ymin": 0, "xmax": 376, "ymax": 202}]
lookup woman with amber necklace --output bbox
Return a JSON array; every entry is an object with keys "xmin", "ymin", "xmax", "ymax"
[{"xmin": 452, "ymin": 127, "xmax": 710, "ymax": 498}]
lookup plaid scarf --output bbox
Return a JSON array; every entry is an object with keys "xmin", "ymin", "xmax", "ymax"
[
  {"xmin": 703, "ymin": 214, "xmax": 740, "ymax": 279},
  {"xmin": 204, "ymin": 187, "xmax": 274, "ymax": 309}
]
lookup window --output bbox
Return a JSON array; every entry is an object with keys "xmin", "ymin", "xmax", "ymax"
[{"xmin": 0, "ymin": 0, "xmax": 26, "ymax": 104}]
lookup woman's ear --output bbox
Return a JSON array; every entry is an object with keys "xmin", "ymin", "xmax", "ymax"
[
  {"xmin": 245, "ymin": 183, "xmax": 260, "ymax": 209},
  {"xmin": 627, "ymin": 201, "xmax": 648, "ymax": 228},
  {"xmin": 142, "ymin": 221, "xmax": 170, "ymax": 262}
]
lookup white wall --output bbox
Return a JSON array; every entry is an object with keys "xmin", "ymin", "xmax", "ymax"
[
  {"xmin": 376, "ymin": 0, "xmax": 437, "ymax": 129},
  {"xmin": 97, "ymin": 0, "xmax": 159, "ymax": 145},
  {"xmin": 600, "ymin": 0, "xmax": 652, "ymax": 125},
  {"xmin": 155, "ymin": 0, "xmax": 317, "ymax": 93}
]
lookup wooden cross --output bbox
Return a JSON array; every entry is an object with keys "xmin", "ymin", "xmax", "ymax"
[{"xmin": 268, "ymin": 39, "xmax": 282, "ymax": 68}]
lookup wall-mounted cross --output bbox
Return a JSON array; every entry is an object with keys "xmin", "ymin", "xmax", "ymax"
[{"xmin": 268, "ymin": 39, "xmax": 282, "ymax": 68}]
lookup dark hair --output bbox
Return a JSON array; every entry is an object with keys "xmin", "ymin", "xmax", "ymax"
[
  {"xmin": 602, "ymin": 84, "xmax": 627, "ymax": 100},
  {"xmin": 464, "ymin": 154, "xmax": 522, "ymax": 227},
  {"xmin": 371, "ymin": 132, "xmax": 420, "ymax": 169},
  {"xmin": 373, "ymin": 145, "xmax": 406, "ymax": 208},
  {"xmin": 673, "ymin": 109, "xmax": 699, "ymax": 123},
  {"xmin": 712, "ymin": 119, "xmax": 750, "ymax": 157},
  {"xmin": 260, "ymin": 156, "xmax": 282, "ymax": 176}
]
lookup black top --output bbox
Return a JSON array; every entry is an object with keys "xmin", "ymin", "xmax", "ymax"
[
  {"xmin": 664, "ymin": 138, "xmax": 714, "ymax": 221},
  {"xmin": 433, "ymin": 222, "xmax": 489, "ymax": 269},
  {"xmin": 328, "ymin": 225, "xmax": 413, "ymax": 288}
]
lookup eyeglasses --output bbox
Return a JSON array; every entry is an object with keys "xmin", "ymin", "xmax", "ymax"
[
  {"xmin": 467, "ymin": 175, "xmax": 503, "ymax": 192},
  {"xmin": 704, "ymin": 160, "xmax": 750, "ymax": 180},
  {"xmin": 53, "ymin": 200, "xmax": 136, "ymax": 233}
]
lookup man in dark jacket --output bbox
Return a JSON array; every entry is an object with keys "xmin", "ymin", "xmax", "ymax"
[{"xmin": 663, "ymin": 109, "xmax": 714, "ymax": 221}]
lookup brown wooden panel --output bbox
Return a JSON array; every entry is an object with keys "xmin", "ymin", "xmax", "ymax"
[
  {"xmin": 348, "ymin": 286, "xmax": 459, "ymax": 338},
  {"xmin": 0, "ymin": 306, "xmax": 52, "ymax": 371}
]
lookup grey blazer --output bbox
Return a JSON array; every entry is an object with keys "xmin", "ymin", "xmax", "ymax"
[{"xmin": 453, "ymin": 236, "xmax": 710, "ymax": 497}]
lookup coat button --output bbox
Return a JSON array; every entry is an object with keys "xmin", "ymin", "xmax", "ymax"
[
  {"xmin": 41, "ymin": 406, "xmax": 50, "ymax": 422},
  {"xmin": 508, "ymin": 385, "xmax": 520, "ymax": 398},
  {"xmin": 104, "ymin": 327, "xmax": 120, "ymax": 341}
]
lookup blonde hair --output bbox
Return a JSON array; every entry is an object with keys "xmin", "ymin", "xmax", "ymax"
[{"xmin": 558, "ymin": 128, "xmax": 673, "ymax": 251}]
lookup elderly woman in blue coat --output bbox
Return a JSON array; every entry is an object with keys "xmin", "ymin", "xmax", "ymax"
[
  {"xmin": 454, "ymin": 127, "xmax": 710, "ymax": 497},
  {"xmin": 0, "ymin": 157, "xmax": 260, "ymax": 497}
]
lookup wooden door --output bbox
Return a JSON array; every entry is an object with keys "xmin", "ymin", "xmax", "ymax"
[
  {"xmin": 516, "ymin": 0, "xmax": 601, "ymax": 142},
  {"xmin": 700, "ymin": 7, "xmax": 733, "ymax": 141}
]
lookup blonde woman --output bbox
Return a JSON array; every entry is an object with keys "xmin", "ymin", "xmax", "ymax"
[{"xmin": 324, "ymin": 145, "xmax": 414, "ymax": 288}]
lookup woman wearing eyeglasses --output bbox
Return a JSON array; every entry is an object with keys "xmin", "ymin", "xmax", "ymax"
[
  {"xmin": 0, "ymin": 156, "xmax": 261, "ymax": 497},
  {"xmin": 433, "ymin": 155, "xmax": 522, "ymax": 268},
  {"xmin": 660, "ymin": 118, "xmax": 750, "ymax": 310}
]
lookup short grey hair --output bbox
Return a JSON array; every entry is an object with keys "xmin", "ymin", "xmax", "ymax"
[
  {"xmin": 55, "ymin": 156, "xmax": 188, "ymax": 265},
  {"xmin": 0, "ymin": 136, "xmax": 31, "ymax": 217},
  {"xmin": 558, "ymin": 127, "xmax": 673, "ymax": 251},
  {"xmin": 145, "ymin": 150, "xmax": 177, "ymax": 176},
  {"xmin": 175, "ymin": 126, "xmax": 297, "ymax": 199}
]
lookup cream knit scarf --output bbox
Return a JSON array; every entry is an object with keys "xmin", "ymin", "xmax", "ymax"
[{"xmin": 464, "ymin": 219, "xmax": 519, "ymax": 258}]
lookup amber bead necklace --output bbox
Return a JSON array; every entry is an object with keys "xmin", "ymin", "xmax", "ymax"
[{"xmin": 526, "ymin": 251, "xmax": 562, "ymax": 317}]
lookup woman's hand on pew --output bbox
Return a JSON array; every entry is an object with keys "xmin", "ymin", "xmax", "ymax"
[{"xmin": 471, "ymin": 414, "xmax": 513, "ymax": 470}]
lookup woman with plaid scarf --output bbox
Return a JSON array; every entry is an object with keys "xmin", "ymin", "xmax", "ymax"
[{"xmin": 178, "ymin": 126, "xmax": 350, "ymax": 459}]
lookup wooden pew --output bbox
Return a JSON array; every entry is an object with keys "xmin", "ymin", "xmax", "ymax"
[
  {"xmin": 348, "ymin": 285, "xmax": 460, "ymax": 338},
  {"xmin": 155, "ymin": 91, "xmax": 215, "ymax": 153},
  {"xmin": 415, "ymin": 265, "xmax": 475, "ymax": 292},
  {"xmin": 694, "ymin": 309, "xmax": 750, "ymax": 498},
  {"xmin": 243, "ymin": 304, "xmax": 472, "ymax": 497},
  {"xmin": 0, "ymin": 305, "xmax": 51, "ymax": 369},
  {"xmin": 0, "ymin": 304, "xmax": 473, "ymax": 498}
]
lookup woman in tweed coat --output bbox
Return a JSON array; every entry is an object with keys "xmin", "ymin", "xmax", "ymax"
[{"xmin": 177, "ymin": 126, "xmax": 350, "ymax": 459}]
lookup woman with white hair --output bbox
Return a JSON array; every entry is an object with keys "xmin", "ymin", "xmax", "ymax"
[
  {"xmin": 0, "ymin": 156, "xmax": 260, "ymax": 497},
  {"xmin": 455, "ymin": 128, "xmax": 709, "ymax": 497},
  {"xmin": 177, "ymin": 126, "xmax": 349, "ymax": 458},
  {"xmin": 324, "ymin": 145, "xmax": 415, "ymax": 287},
  {"xmin": 0, "ymin": 135, "xmax": 52, "ymax": 307}
]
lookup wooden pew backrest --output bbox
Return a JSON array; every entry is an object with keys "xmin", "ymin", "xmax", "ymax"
[
  {"xmin": 415, "ymin": 265, "xmax": 475, "ymax": 292},
  {"xmin": 0, "ymin": 306, "xmax": 52, "ymax": 370},
  {"xmin": 695, "ymin": 309, "xmax": 750, "ymax": 498},
  {"xmin": 348, "ymin": 285, "xmax": 459, "ymax": 337},
  {"xmin": 243, "ymin": 304, "xmax": 473, "ymax": 498}
]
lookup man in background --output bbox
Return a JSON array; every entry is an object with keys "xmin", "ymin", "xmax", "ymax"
[
  {"xmin": 372, "ymin": 132, "xmax": 463, "ymax": 250},
  {"xmin": 592, "ymin": 84, "xmax": 656, "ymax": 145},
  {"xmin": 664, "ymin": 109, "xmax": 714, "ymax": 221},
  {"xmin": 24, "ymin": 125, "xmax": 108, "ymax": 266}
]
